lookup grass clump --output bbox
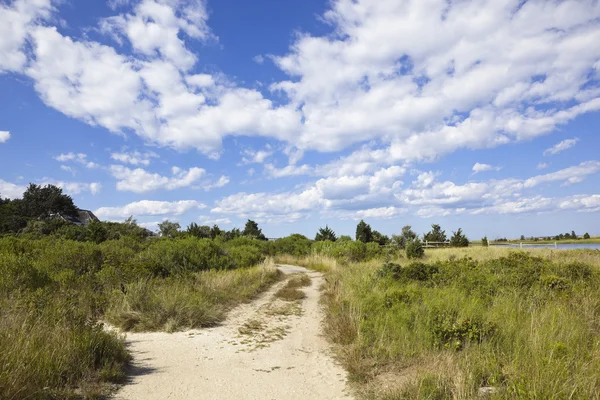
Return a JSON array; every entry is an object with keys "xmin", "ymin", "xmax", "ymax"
[
  {"xmin": 321, "ymin": 250, "xmax": 600, "ymax": 399},
  {"xmin": 274, "ymin": 274, "xmax": 311, "ymax": 302}
]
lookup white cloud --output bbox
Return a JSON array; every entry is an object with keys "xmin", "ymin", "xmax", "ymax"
[
  {"xmin": 472, "ymin": 163, "xmax": 502, "ymax": 174},
  {"xmin": 0, "ymin": 131, "xmax": 10, "ymax": 143},
  {"xmin": 95, "ymin": 199, "xmax": 206, "ymax": 219},
  {"xmin": 0, "ymin": 0, "xmax": 53, "ymax": 73},
  {"xmin": 60, "ymin": 165, "xmax": 76, "ymax": 175},
  {"xmin": 536, "ymin": 162, "xmax": 550, "ymax": 170},
  {"xmin": 0, "ymin": 179, "xmax": 27, "ymax": 199},
  {"xmin": 202, "ymin": 175, "xmax": 230, "ymax": 191},
  {"xmin": 198, "ymin": 216, "xmax": 232, "ymax": 226},
  {"xmin": 37, "ymin": 179, "xmax": 102, "ymax": 195},
  {"xmin": 110, "ymin": 165, "xmax": 206, "ymax": 193},
  {"xmin": 110, "ymin": 150, "xmax": 159, "ymax": 166},
  {"xmin": 11, "ymin": 0, "xmax": 600, "ymax": 161},
  {"xmin": 543, "ymin": 137, "xmax": 580, "ymax": 156},
  {"xmin": 54, "ymin": 152, "xmax": 98, "ymax": 168},
  {"xmin": 524, "ymin": 161, "xmax": 600, "ymax": 188},
  {"xmin": 240, "ymin": 147, "xmax": 273, "ymax": 164}
]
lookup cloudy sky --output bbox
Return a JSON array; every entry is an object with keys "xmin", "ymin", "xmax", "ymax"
[{"xmin": 1, "ymin": 0, "xmax": 600, "ymax": 239}]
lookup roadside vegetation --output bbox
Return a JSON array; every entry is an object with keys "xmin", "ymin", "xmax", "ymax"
[{"xmin": 2, "ymin": 184, "xmax": 598, "ymax": 399}]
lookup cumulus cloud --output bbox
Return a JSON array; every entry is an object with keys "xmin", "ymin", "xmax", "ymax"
[
  {"xmin": 543, "ymin": 138, "xmax": 580, "ymax": 156},
  {"xmin": 0, "ymin": 131, "xmax": 10, "ymax": 143},
  {"xmin": 110, "ymin": 165, "xmax": 206, "ymax": 193},
  {"xmin": 537, "ymin": 162, "xmax": 550, "ymax": 170},
  {"xmin": 202, "ymin": 175, "xmax": 230, "ymax": 191},
  {"xmin": 524, "ymin": 161, "xmax": 600, "ymax": 188},
  {"xmin": 6, "ymin": 0, "xmax": 599, "ymax": 161},
  {"xmin": 472, "ymin": 163, "xmax": 502, "ymax": 174},
  {"xmin": 240, "ymin": 147, "xmax": 273, "ymax": 164},
  {"xmin": 54, "ymin": 152, "xmax": 99, "ymax": 168},
  {"xmin": 111, "ymin": 150, "xmax": 159, "ymax": 166},
  {"xmin": 0, "ymin": 179, "xmax": 27, "ymax": 199},
  {"xmin": 95, "ymin": 199, "xmax": 206, "ymax": 219}
]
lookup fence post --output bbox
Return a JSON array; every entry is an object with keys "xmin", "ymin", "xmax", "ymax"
[
  {"xmin": 520, "ymin": 242, "xmax": 523, "ymax": 249},
  {"xmin": 555, "ymin": 242, "xmax": 557, "ymax": 249}
]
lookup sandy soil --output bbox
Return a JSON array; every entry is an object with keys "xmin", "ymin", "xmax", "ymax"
[{"xmin": 114, "ymin": 265, "xmax": 353, "ymax": 400}]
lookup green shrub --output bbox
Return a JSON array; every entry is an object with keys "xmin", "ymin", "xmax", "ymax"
[
  {"xmin": 406, "ymin": 238, "xmax": 425, "ymax": 259},
  {"xmin": 540, "ymin": 275, "xmax": 570, "ymax": 291},
  {"xmin": 226, "ymin": 245, "xmax": 264, "ymax": 268},
  {"xmin": 271, "ymin": 234, "xmax": 312, "ymax": 257}
]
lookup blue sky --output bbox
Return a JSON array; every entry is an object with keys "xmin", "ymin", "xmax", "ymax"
[{"xmin": 1, "ymin": 0, "xmax": 600, "ymax": 239}]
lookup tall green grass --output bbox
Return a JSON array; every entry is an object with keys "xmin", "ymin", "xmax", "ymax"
[
  {"xmin": 312, "ymin": 250, "xmax": 600, "ymax": 399},
  {"xmin": 0, "ymin": 236, "xmax": 280, "ymax": 399}
]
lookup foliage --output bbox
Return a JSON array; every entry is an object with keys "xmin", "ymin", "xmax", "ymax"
[
  {"xmin": 450, "ymin": 228, "xmax": 469, "ymax": 247},
  {"xmin": 243, "ymin": 219, "xmax": 267, "ymax": 240},
  {"xmin": 271, "ymin": 234, "xmax": 312, "ymax": 257},
  {"xmin": 371, "ymin": 230, "xmax": 390, "ymax": 245},
  {"xmin": 406, "ymin": 238, "xmax": 425, "ymax": 259},
  {"xmin": 22, "ymin": 183, "xmax": 78, "ymax": 219},
  {"xmin": 187, "ymin": 222, "xmax": 212, "ymax": 238},
  {"xmin": 158, "ymin": 220, "xmax": 181, "ymax": 238},
  {"xmin": 391, "ymin": 225, "xmax": 417, "ymax": 249},
  {"xmin": 481, "ymin": 236, "xmax": 488, "ymax": 247},
  {"xmin": 320, "ymin": 251, "xmax": 600, "ymax": 398},
  {"xmin": 315, "ymin": 225, "xmax": 337, "ymax": 242},
  {"xmin": 424, "ymin": 223, "xmax": 447, "ymax": 243},
  {"xmin": 584, "ymin": 232, "xmax": 591, "ymax": 239},
  {"xmin": 355, "ymin": 219, "xmax": 373, "ymax": 243}
]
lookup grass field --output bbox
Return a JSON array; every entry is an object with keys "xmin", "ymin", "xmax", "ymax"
[{"xmin": 293, "ymin": 247, "xmax": 600, "ymax": 399}]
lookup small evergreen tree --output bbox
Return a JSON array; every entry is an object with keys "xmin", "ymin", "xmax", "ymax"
[
  {"xmin": 583, "ymin": 232, "xmax": 591, "ymax": 239},
  {"xmin": 315, "ymin": 225, "xmax": 337, "ymax": 241},
  {"xmin": 481, "ymin": 236, "xmax": 488, "ymax": 247},
  {"xmin": 571, "ymin": 230, "xmax": 577, "ymax": 240},
  {"xmin": 450, "ymin": 228, "xmax": 469, "ymax": 247},
  {"xmin": 423, "ymin": 224, "xmax": 447, "ymax": 243},
  {"xmin": 520, "ymin": 234, "xmax": 525, "ymax": 240},
  {"xmin": 243, "ymin": 219, "xmax": 266, "ymax": 240},
  {"xmin": 406, "ymin": 238, "xmax": 424, "ymax": 259},
  {"xmin": 355, "ymin": 220, "xmax": 373, "ymax": 243},
  {"xmin": 210, "ymin": 224, "xmax": 222, "ymax": 239}
]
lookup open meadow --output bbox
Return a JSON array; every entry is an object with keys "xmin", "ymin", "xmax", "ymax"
[{"xmin": 285, "ymin": 246, "xmax": 600, "ymax": 399}]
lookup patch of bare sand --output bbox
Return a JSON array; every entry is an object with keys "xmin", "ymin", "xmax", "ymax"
[{"xmin": 114, "ymin": 265, "xmax": 353, "ymax": 400}]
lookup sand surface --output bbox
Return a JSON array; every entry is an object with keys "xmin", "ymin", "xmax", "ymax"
[{"xmin": 114, "ymin": 265, "xmax": 353, "ymax": 400}]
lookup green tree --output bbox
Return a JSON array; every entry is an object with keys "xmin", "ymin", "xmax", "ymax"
[
  {"xmin": 355, "ymin": 220, "xmax": 373, "ymax": 243},
  {"xmin": 158, "ymin": 220, "xmax": 181, "ymax": 238},
  {"xmin": 372, "ymin": 230, "xmax": 390, "ymax": 245},
  {"xmin": 481, "ymin": 236, "xmax": 488, "ymax": 247},
  {"xmin": 86, "ymin": 220, "xmax": 108, "ymax": 244},
  {"xmin": 406, "ymin": 238, "xmax": 425, "ymax": 259},
  {"xmin": 186, "ymin": 223, "xmax": 211, "ymax": 238},
  {"xmin": 520, "ymin": 234, "xmax": 525, "ymax": 241},
  {"xmin": 243, "ymin": 219, "xmax": 266, "ymax": 240},
  {"xmin": 392, "ymin": 225, "xmax": 417, "ymax": 249},
  {"xmin": 338, "ymin": 235, "xmax": 352, "ymax": 242},
  {"xmin": 21, "ymin": 184, "xmax": 78, "ymax": 219},
  {"xmin": 315, "ymin": 225, "xmax": 337, "ymax": 241},
  {"xmin": 423, "ymin": 224, "xmax": 447, "ymax": 243},
  {"xmin": 571, "ymin": 230, "xmax": 577, "ymax": 240},
  {"xmin": 583, "ymin": 232, "xmax": 591, "ymax": 239},
  {"xmin": 210, "ymin": 224, "xmax": 222, "ymax": 239},
  {"xmin": 450, "ymin": 228, "xmax": 469, "ymax": 247}
]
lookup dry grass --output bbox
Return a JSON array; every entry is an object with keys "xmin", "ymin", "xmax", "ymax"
[
  {"xmin": 274, "ymin": 287, "xmax": 307, "ymax": 301},
  {"xmin": 106, "ymin": 259, "xmax": 282, "ymax": 332},
  {"xmin": 317, "ymin": 249, "xmax": 600, "ymax": 399}
]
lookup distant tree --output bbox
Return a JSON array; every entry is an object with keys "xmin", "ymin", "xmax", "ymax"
[
  {"xmin": 355, "ymin": 220, "xmax": 373, "ymax": 243},
  {"xmin": 571, "ymin": 230, "xmax": 577, "ymax": 240},
  {"xmin": 159, "ymin": 220, "xmax": 181, "ymax": 238},
  {"xmin": 392, "ymin": 225, "xmax": 417, "ymax": 249},
  {"xmin": 423, "ymin": 224, "xmax": 447, "ymax": 243},
  {"xmin": 481, "ymin": 236, "xmax": 488, "ymax": 247},
  {"xmin": 406, "ymin": 238, "xmax": 425, "ymax": 259},
  {"xmin": 222, "ymin": 228, "xmax": 242, "ymax": 241},
  {"xmin": 243, "ymin": 219, "xmax": 266, "ymax": 240},
  {"xmin": 210, "ymin": 224, "xmax": 222, "ymax": 239},
  {"xmin": 583, "ymin": 232, "xmax": 591, "ymax": 239},
  {"xmin": 21, "ymin": 183, "xmax": 78, "ymax": 219},
  {"xmin": 372, "ymin": 230, "xmax": 390, "ymax": 246},
  {"xmin": 520, "ymin": 234, "xmax": 525, "ymax": 241},
  {"xmin": 187, "ymin": 223, "xmax": 211, "ymax": 238},
  {"xmin": 315, "ymin": 225, "xmax": 337, "ymax": 242},
  {"xmin": 450, "ymin": 228, "xmax": 469, "ymax": 247},
  {"xmin": 338, "ymin": 235, "xmax": 352, "ymax": 242}
]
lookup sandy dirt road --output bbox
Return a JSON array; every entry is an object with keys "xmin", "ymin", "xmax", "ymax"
[{"xmin": 114, "ymin": 265, "xmax": 353, "ymax": 400}]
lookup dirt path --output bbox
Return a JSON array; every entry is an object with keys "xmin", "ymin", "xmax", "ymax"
[{"xmin": 114, "ymin": 265, "xmax": 353, "ymax": 400}]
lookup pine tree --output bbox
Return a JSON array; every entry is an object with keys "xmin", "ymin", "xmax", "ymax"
[
  {"xmin": 450, "ymin": 228, "xmax": 469, "ymax": 247},
  {"xmin": 355, "ymin": 220, "xmax": 373, "ymax": 243},
  {"xmin": 315, "ymin": 225, "xmax": 337, "ymax": 241},
  {"xmin": 423, "ymin": 224, "xmax": 447, "ymax": 243}
]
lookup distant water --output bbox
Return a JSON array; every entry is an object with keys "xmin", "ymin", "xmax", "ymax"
[{"xmin": 493, "ymin": 243, "xmax": 600, "ymax": 250}]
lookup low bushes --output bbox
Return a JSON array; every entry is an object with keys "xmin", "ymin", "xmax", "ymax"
[{"xmin": 321, "ymin": 251, "xmax": 600, "ymax": 398}]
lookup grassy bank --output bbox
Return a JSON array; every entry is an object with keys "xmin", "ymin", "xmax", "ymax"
[
  {"xmin": 0, "ymin": 236, "xmax": 280, "ymax": 399},
  {"xmin": 296, "ymin": 248, "xmax": 600, "ymax": 399}
]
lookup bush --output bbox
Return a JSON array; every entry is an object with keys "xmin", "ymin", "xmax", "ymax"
[
  {"xmin": 450, "ymin": 228, "xmax": 469, "ymax": 247},
  {"xmin": 406, "ymin": 238, "xmax": 425, "ymax": 259},
  {"xmin": 270, "ymin": 234, "xmax": 312, "ymax": 257},
  {"xmin": 226, "ymin": 245, "xmax": 264, "ymax": 268}
]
